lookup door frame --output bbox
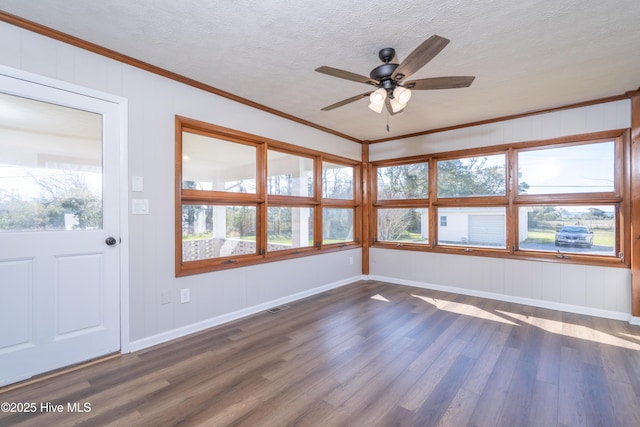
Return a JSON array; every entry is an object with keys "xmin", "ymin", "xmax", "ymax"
[{"xmin": 0, "ymin": 64, "xmax": 130, "ymax": 354}]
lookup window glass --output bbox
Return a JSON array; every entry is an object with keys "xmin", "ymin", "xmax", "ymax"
[
  {"xmin": 182, "ymin": 132, "xmax": 256, "ymax": 193},
  {"xmin": 517, "ymin": 142, "xmax": 614, "ymax": 195},
  {"xmin": 267, "ymin": 150, "xmax": 314, "ymax": 197},
  {"xmin": 322, "ymin": 162, "xmax": 353, "ymax": 199},
  {"xmin": 267, "ymin": 207, "xmax": 314, "ymax": 251},
  {"xmin": 377, "ymin": 163, "xmax": 428, "ymax": 200},
  {"xmin": 518, "ymin": 205, "xmax": 615, "ymax": 256},
  {"xmin": 437, "ymin": 154, "xmax": 505, "ymax": 198},
  {"xmin": 0, "ymin": 93, "xmax": 103, "ymax": 232},
  {"xmin": 377, "ymin": 208, "xmax": 428, "ymax": 243},
  {"xmin": 322, "ymin": 208, "xmax": 353, "ymax": 243},
  {"xmin": 437, "ymin": 207, "xmax": 506, "ymax": 248},
  {"xmin": 182, "ymin": 205, "xmax": 257, "ymax": 261}
]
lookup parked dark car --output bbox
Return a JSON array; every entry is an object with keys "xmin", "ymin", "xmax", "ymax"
[{"xmin": 554, "ymin": 225, "xmax": 594, "ymax": 248}]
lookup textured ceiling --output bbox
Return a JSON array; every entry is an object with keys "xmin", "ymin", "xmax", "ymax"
[{"xmin": 1, "ymin": 0, "xmax": 639, "ymax": 142}]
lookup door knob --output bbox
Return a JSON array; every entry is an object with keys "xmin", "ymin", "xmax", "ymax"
[{"xmin": 105, "ymin": 237, "xmax": 118, "ymax": 246}]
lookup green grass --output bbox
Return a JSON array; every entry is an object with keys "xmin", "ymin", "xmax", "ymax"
[{"xmin": 523, "ymin": 229, "xmax": 555, "ymax": 244}]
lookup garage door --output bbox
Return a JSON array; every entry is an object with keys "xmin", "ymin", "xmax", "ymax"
[{"xmin": 468, "ymin": 214, "xmax": 505, "ymax": 247}]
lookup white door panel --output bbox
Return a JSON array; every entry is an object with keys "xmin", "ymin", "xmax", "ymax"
[{"xmin": 0, "ymin": 71, "xmax": 122, "ymax": 386}]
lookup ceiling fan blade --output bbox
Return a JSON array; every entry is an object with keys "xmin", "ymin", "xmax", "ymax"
[
  {"xmin": 392, "ymin": 35, "xmax": 450, "ymax": 80},
  {"xmin": 315, "ymin": 66, "xmax": 379, "ymax": 86},
  {"xmin": 404, "ymin": 76, "xmax": 476, "ymax": 90},
  {"xmin": 321, "ymin": 92, "xmax": 372, "ymax": 111}
]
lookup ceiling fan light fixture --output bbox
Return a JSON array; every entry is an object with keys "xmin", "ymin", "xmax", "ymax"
[
  {"xmin": 368, "ymin": 102, "xmax": 384, "ymax": 113},
  {"xmin": 393, "ymin": 86, "xmax": 412, "ymax": 105},
  {"xmin": 389, "ymin": 98, "xmax": 406, "ymax": 113},
  {"xmin": 368, "ymin": 88, "xmax": 386, "ymax": 113}
]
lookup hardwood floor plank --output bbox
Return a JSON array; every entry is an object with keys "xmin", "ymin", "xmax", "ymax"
[
  {"xmin": 435, "ymin": 387, "xmax": 481, "ymax": 427},
  {"xmin": 558, "ymin": 345, "xmax": 588, "ymax": 427},
  {"xmin": 562, "ymin": 312, "xmax": 602, "ymax": 365},
  {"xmin": 411, "ymin": 354, "xmax": 476, "ymax": 426},
  {"xmin": 398, "ymin": 338, "xmax": 469, "ymax": 411},
  {"xmin": 581, "ymin": 362, "xmax": 617, "ymax": 427},
  {"xmin": 467, "ymin": 346, "xmax": 520, "ymax": 426},
  {"xmin": 377, "ymin": 405, "xmax": 415, "ymax": 427},
  {"xmin": 462, "ymin": 328, "xmax": 511, "ymax": 395},
  {"xmin": 315, "ymin": 348, "xmax": 419, "ymax": 427},
  {"xmin": 497, "ymin": 318, "xmax": 544, "ymax": 427},
  {"xmin": 324, "ymin": 337, "xmax": 416, "ymax": 407},
  {"xmin": 621, "ymin": 347, "xmax": 640, "ymax": 398},
  {"xmin": 536, "ymin": 329, "xmax": 563, "ymax": 385},
  {"xmin": 607, "ymin": 379, "xmax": 640, "ymax": 427},
  {"xmin": 527, "ymin": 379, "xmax": 558, "ymax": 427},
  {"xmin": 406, "ymin": 311, "xmax": 472, "ymax": 373},
  {"xmin": 330, "ymin": 351, "xmax": 422, "ymax": 427},
  {"xmin": 1, "ymin": 280, "xmax": 639, "ymax": 427}
]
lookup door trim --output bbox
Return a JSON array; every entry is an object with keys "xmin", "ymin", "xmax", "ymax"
[{"xmin": 0, "ymin": 64, "xmax": 130, "ymax": 354}]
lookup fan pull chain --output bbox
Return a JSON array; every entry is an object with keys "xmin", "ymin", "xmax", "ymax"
[{"xmin": 386, "ymin": 110, "xmax": 390, "ymax": 132}]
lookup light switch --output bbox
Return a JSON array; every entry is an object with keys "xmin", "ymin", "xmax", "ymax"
[
  {"xmin": 132, "ymin": 199, "xmax": 149, "ymax": 215},
  {"xmin": 132, "ymin": 176, "xmax": 144, "ymax": 192}
]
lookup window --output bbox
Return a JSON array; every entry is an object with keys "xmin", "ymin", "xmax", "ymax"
[
  {"xmin": 0, "ymin": 93, "xmax": 103, "ymax": 232},
  {"xmin": 321, "ymin": 160, "xmax": 359, "ymax": 246},
  {"xmin": 514, "ymin": 138, "xmax": 621, "ymax": 259},
  {"xmin": 323, "ymin": 161, "xmax": 354, "ymax": 199},
  {"xmin": 182, "ymin": 205, "xmax": 258, "ymax": 262},
  {"xmin": 371, "ymin": 130, "xmax": 628, "ymax": 266},
  {"xmin": 437, "ymin": 207, "xmax": 506, "ymax": 248},
  {"xmin": 182, "ymin": 133, "xmax": 257, "ymax": 193},
  {"xmin": 267, "ymin": 207, "xmax": 314, "ymax": 252},
  {"xmin": 517, "ymin": 142, "xmax": 614, "ymax": 195},
  {"xmin": 323, "ymin": 208, "xmax": 354, "ymax": 244},
  {"xmin": 518, "ymin": 205, "xmax": 616, "ymax": 256},
  {"xmin": 372, "ymin": 161, "xmax": 429, "ymax": 245},
  {"xmin": 179, "ymin": 128, "xmax": 263, "ymax": 273},
  {"xmin": 176, "ymin": 117, "xmax": 360, "ymax": 276},
  {"xmin": 437, "ymin": 154, "xmax": 505, "ymax": 198},
  {"xmin": 435, "ymin": 151, "xmax": 507, "ymax": 250},
  {"xmin": 266, "ymin": 149, "xmax": 316, "ymax": 254},
  {"xmin": 267, "ymin": 150, "xmax": 314, "ymax": 197},
  {"xmin": 378, "ymin": 208, "xmax": 428, "ymax": 243},
  {"xmin": 377, "ymin": 162, "xmax": 428, "ymax": 200}
]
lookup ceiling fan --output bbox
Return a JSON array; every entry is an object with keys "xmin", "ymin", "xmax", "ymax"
[{"xmin": 315, "ymin": 35, "xmax": 475, "ymax": 115}]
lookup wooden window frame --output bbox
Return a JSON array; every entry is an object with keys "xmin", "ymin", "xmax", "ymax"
[
  {"xmin": 320, "ymin": 156, "xmax": 361, "ymax": 248},
  {"xmin": 372, "ymin": 157, "xmax": 430, "ymax": 247},
  {"xmin": 371, "ymin": 129, "xmax": 630, "ymax": 268},
  {"xmin": 176, "ymin": 116, "xmax": 361, "ymax": 276}
]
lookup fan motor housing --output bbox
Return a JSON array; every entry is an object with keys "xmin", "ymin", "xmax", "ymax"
[{"xmin": 370, "ymin": 63, "xmax": 398, "ymax": 81}]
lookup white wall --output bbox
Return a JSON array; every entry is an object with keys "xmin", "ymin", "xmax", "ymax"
[
  {"xmin": 370, "ymin": 249, "xmax": 630, "ymax": 319},
  {"xmin": 369, "ymin": 99, "xmax": 631, "ymax": 160},
  {"xmin": 369, "ymin": 99, "xmax": 633, "ymax": 320},
  {"xmin": 0, "ymin": 22, "xmax": 363, "ymax": 347}
]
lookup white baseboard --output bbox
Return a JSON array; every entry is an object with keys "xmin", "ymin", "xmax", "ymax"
[
  {"xmin": 368, "ymin": 275, "xmax": 631, "ymax": 323},
  {"xmin": 630, "ymin": 316, "xmax": 640, "ymax": 326},
  {"xmin": 129, "ymin": 275, "xmax": 362, "ymax": 352}
]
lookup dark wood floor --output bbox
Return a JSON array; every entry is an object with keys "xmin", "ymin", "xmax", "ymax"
[{"xmin": 2, "ymin": 280, "xmax": 640, "ymax": 426}]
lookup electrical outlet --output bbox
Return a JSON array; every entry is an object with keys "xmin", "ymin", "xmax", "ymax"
[
  {"xmin": 180, "ymin": 288, "xmax": 190, "ymax": 304},
  {"xmin": 349, "ymin": 256, "xmax": 354, "ymax": 265}
]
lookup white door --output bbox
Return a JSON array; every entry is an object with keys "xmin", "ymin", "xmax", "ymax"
[{"xmin": 0, "ymin": 72, "xmax": 122, "ymax": 386}]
